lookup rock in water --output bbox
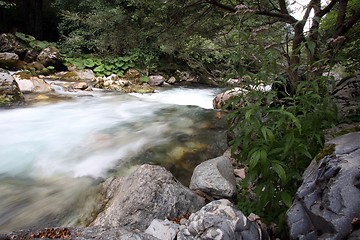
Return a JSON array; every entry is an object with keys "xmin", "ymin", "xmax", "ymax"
[
  {"xmin": 92, "ymin": 164, "xmax": 205, "ymax": 230},
  {"xmin": 177, "ymin": 199, "xmax": 269, "ymax": 240},
  {"xmin": 0, "ymin": 68, "xmax": 24, "ymax": 106},
  {"xmin": 287, "ymin": 132, "xmax": 360, "ymax": 239},
  {"xmin": 190, "ymin": 156, "xmax": 236, "ymax": 198}
]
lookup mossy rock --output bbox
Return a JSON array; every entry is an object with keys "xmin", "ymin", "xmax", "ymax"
[
  {"xmin": 315, "ymin": 144, "xmax": 336, "ymax": 162},
  {"xmin": 15, "ymin": 71, "xmax": 35, "ymax": 79},
  {"xmin": 61, "ymin": 71, "xmax": 80, "ymax": 81},
  {"xmin": 0, "ymin": 59, "xmax": 30, "ymax": 71},
  {"xmin": 124, "ymin": 84, "xmax": 155, "ymax": 94},
  {"xmin": 29, "ymin": 61, "xmax": 45, "ymax": 71}
]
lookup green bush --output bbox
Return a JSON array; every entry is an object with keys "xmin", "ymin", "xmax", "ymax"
[
  {"xmin": 227, "ymin": 77, "xmax": 337, "ymax": 235},
  {"xmin": 63, "ymin": 55, "xmax": 137, "ymax": 77},
  {"xmin": 15, "ymin": 32, "xmax": 55, "ymax": 51}
]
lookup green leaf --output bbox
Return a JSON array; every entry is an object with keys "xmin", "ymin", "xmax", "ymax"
[
  {"xmin": 115, "ymin": 61, "xmax": 124, "ymax": 67},
  {"xmin": 281, "ymin": 191, "xmax": 293, "ymax": 208},
  {"xmin": 261, "ymin": 126, "xmax": 268, "ymax": 141},
  {"xmin": 272, "ymin": 162, "xmax": 286, "ymax": 182},
  {"xmin": 46, "ymin": 66, "xmax": 55, "ymax": 70},
  {"xmin": 307, "ymin": 40, "xmax": 316, "ymax": 55},
  {"xmin": 84, "ymin": 59, "xmax": 95, "ymax": 68},
  {"xmin": 140, "ymin": 75, "xmax": 150, "ymax": 83},
  {"xmin": 249, "ymin": 150, "xmax": 261, "ymax": 169},
  {"xmin": 245, "ymin": 109, "xmax": 253, "ymax": 121},
  {"xmin": 93, "ymin": 65, "xmax": 105, "ymax": 72}
]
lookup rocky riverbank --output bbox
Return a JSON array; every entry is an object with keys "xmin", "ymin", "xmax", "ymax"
[{"xmin": 1, "ymin": 129, "xmax": 359, "ymax": 239}]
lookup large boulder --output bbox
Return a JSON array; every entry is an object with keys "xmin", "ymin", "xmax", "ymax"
[
  {"xmin": 332, "ymin": 75, "xmax": 360, "ymax": 121},
  {"xmin": 213, "ymin": 87, "xmax": 248, "ymax": 109},
  {"xmin": 13, "ymin": 74, "xmax": 52, "ymax": 93},
  {"xmin": 0, "ymin": 69, "xmax": 24, "ymax": 106},
  {"xmin": 92, "ymin": 164, "xmax": 205, "ymax": 230},
  {"xmin": 287, "ymin": 132, "xmax": 360, "ymax": 239},
  {"xmin": 177, "ymin": 199, "xmax": 269, "ymax": 240},
  {"xmin": 37, "ymin": 47, "xmax": 64, "ymax": 70},
  {"xmin": 149, "ymin": 75, "xmax": 165, "ymax": 86},
  {"xmin": 0, "ymin": 52, "xmax": 19, "ymax": 61},
  {"xmin": 0, "ymin": 33, "xmax": 27, "ymax": 58},
  {"xmin": 73, "ymin": 69, "xmax": 96, "ymax": 81},
  {"xmin": 189, "ymin": 156, "xmax": 236, "ymax": 198}
]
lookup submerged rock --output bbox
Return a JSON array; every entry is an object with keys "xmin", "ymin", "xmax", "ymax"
[
  {"xmin": 287, "ymin": 132, "xmax": 360, "ymax": 239},
  {"xmin": 92, "ymin": 164, "xmax": 205, "ymax": 230}
]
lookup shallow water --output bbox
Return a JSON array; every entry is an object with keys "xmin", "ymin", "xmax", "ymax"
[{"xmin": 0, "ymin": 87, "xmax": 227, "ymax": 232}]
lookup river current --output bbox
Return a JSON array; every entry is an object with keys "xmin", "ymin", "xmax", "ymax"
[{"xmin": 0, "ymin": 86, "xmax": 228, "ymax": 233}]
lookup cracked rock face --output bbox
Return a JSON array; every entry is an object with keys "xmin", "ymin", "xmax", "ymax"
[
  {"xmin": 287, "ymin": 132, "xmax": 360, "ymax": 239},
  {"xmin": 177, "ymin": 199, "xmax": 269, "ymax": 240},
  {"xmin": 91, "ymin": 164, "xmax": 205, "ymax": 230}
]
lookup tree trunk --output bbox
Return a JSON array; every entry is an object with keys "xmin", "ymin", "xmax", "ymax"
[
  {"xmin": 23, "ymin": 0, "xmax": 43, "ymax": 39},
  {"xmin": 287, "ymin": 22, "xmax": 305, "ymax": 94}
]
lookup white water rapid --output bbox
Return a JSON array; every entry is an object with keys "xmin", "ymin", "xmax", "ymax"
[{"xmin": 0, "ymin": 87, "xmax": 226, "ymax": 233}]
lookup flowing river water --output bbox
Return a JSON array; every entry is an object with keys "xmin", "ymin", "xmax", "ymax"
[{"xmin": 0, "ymin": 86, "xmax": 228, "ymax": 233}]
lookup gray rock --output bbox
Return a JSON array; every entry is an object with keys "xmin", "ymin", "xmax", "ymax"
[
  {"xmin": 287, "ymin": 132, "xmax": 360, "ymax": 239},
  {"xmin": 332, "ymin": 75, "xmax": 360, "ymax": 120},
  {"xmin": 71, "ymin": 82, "xmax": 89, "ymax": 90},
  {"xmin": 167, "ymin": 76, "xmax": 177, "ymax": 84},
  {"xmin": 212, "ymin": 87, "xmax": 248, "ymax": 109},
  {"xmin": 0, "ymin": 33, "xmax": 27, "ymax": 58},
  {"xmin": 149, "ymin": 75, "xmax": 165, "ymax": 86},
  {"xmin": 14, "ymin": 77, "xmax": 52, "ymax": 93},
  {"xmin": 73, "ymin": 69, "xmax": 96, "ymax": 81},
  {"xmin": 190, "ymin": 156, "xmax": 236, "ymax": 198},
  {"xmin": 177, "ymin": 199, "xmax": 269, "ymax": 240},
  {"xmin": 37, "ymin": 47, "xmax": 64, "ymax": 69},
  {"xmin": 145, "ymin": 219, "xmax": 179, "ymax": 240},
  {"xmin": 92, "ymin": 164, "xmax": 205, "ymax": 230},
  {"xmin": 0, "ymin": 69, "xmax": 24, "ymax": 105},
  {"xmin": 0, "ymin": 52, "xmax": 19, "ymax": 60}
]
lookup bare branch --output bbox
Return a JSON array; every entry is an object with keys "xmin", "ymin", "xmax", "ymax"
[
  {"xmin": 278, "ymin": 0, "xmax": 288, "ymax": 14},
  {"xmin": 204, "ymin": 0, "xmax": 236, "ymax": 12},
  {"xmin": 318, "ymin": 0, "xmax": 338, "ymax": 17},
  {"xmin": 332, "ymin": 7, "xmax": 360, "ymax": 38}
]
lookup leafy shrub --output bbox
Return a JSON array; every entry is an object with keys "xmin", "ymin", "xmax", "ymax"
[
  {"xmin": 63, "ymin": 55, "xmax": 137, "ymax": 77},
  {"xmin": 15, "ymin": 32, "xmax": 55, "ymax": 51},
  {"xmin": 227, "ymin": 77, "xmax": 337, "ymax": 235}
]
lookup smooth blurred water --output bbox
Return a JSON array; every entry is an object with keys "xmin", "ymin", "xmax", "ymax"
[{"xmin": 0, "ymin": 87, "xmax": 227, "ymax": 233}]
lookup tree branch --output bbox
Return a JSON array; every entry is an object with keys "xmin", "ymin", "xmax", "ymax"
[
  {"xmin": 332, "ymin": 7, "xmax": 360, "ymax": 38},
  {"xmin": 318, "ymin": 0, "xmax": 338, "ymax": 18},
  {"xmin": 278, "ymin": 0, "xmax": 288, "ymax": 14},
  {"xmin": 204, "ymin": 0, "xmax": 236, "ymax": 12}
]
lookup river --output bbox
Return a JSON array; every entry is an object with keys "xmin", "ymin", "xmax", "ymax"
[{"xmin": 0, "ymin": 86, "xmax": 228, "ymax": 233}]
